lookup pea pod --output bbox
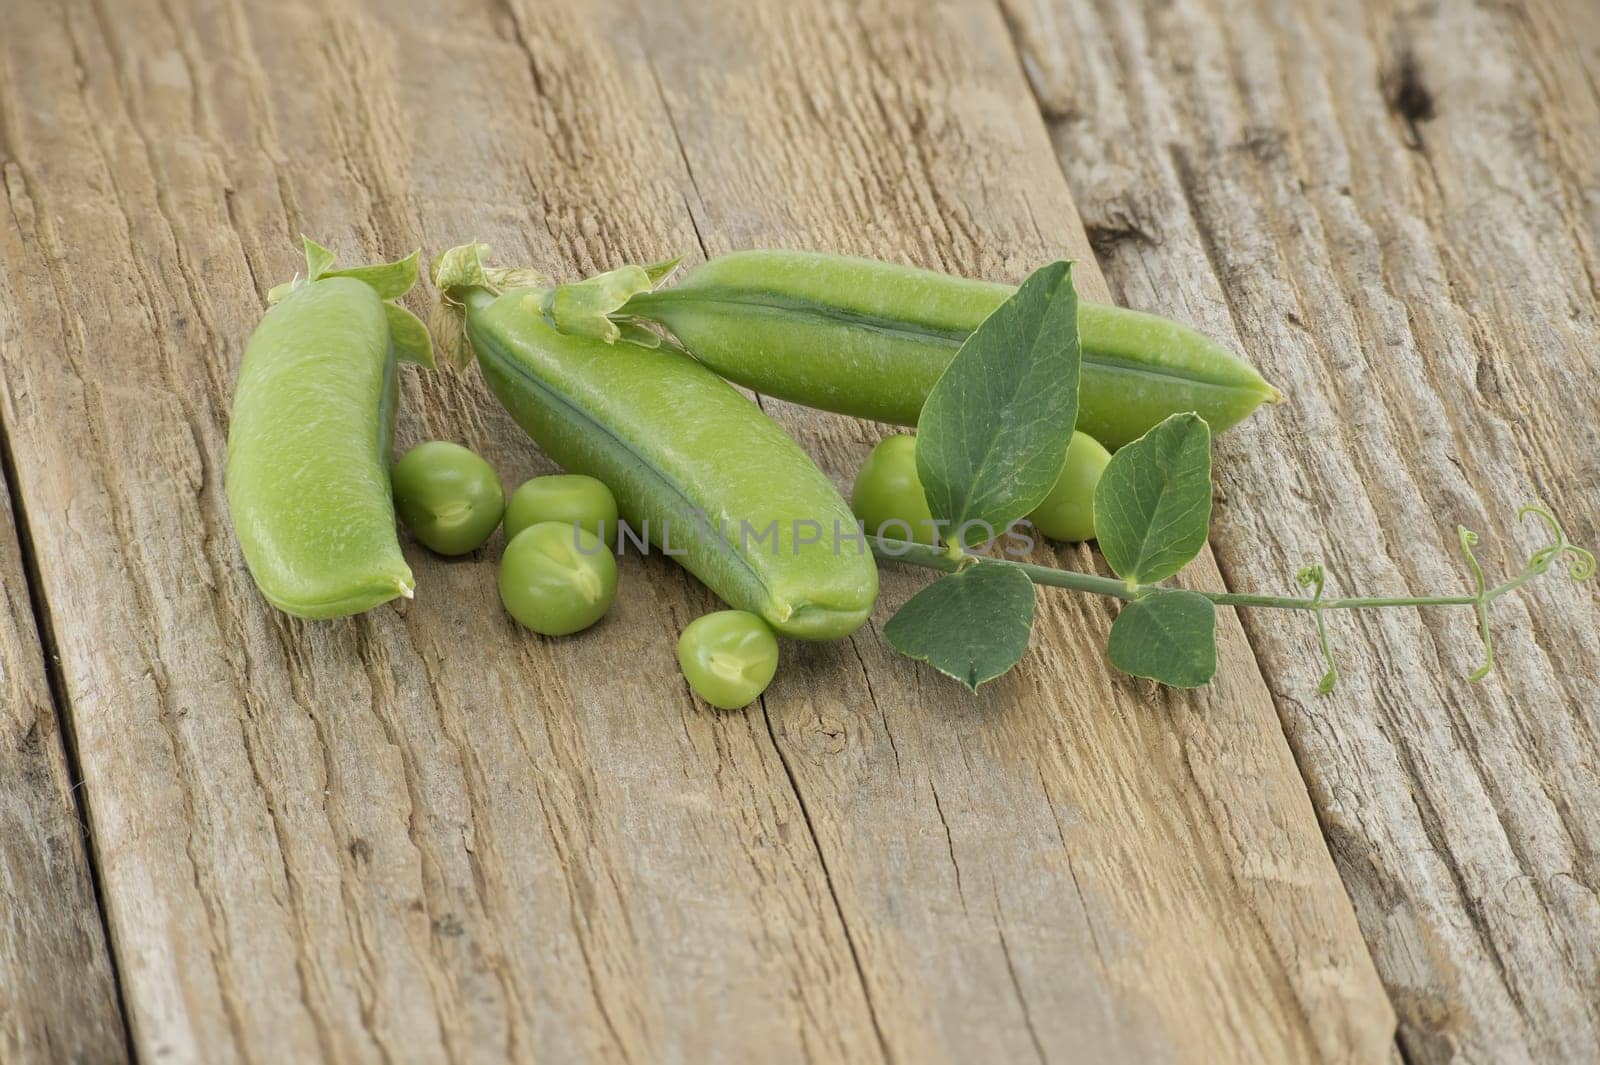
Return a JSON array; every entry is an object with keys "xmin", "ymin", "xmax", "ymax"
[
  {"xmin": 433, "ymin": 246, "xmax": 877, "ymax": 640},
  {"xmin": 226, "ymin": 238, "xmax": 432, "ymax": 618},
  {"xmin": 622, "ymin": 251, "xmax": 1279, "ymax": 449}
]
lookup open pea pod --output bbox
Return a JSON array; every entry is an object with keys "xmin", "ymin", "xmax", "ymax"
[
  {"xmin": 433, "ymin": 245, "xmax": 877, "ymax": 640},
  {"xmin": 618, "ymin": 250, "xmax": 1279, "ymax": 449}
]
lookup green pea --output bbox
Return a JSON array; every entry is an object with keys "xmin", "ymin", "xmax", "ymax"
[
  {"xmin": 498, "ymin": 521, "xmax": 618, "ymax": 635},
  {"xmin": 438, "ymin": 245, "xmax": 877, "ymax": 641},
  {"xmin": 505, "ymin": 474, "xmax": 618, "ymax": 543},
  {"xmin": 677, "ymin": 610, "xmax": 780, "ymax": 710},
  {"xmin": 391, "ymin": 441, "xmax": 504, "ymax": 555},
  {"xmin": 1028, "ymin": 431, "xmax": 1112, "ymax": 542},
  {"xmin": 226, "ymin": 275, "xmax": 415, "ymax": 618},
  {"xmin": 625, "ymin": 251, "xmax": 1279, "ymax": 449},
  {"xmin": 850, "ymin": 435, "xmax": 940, "ymax": 545}
]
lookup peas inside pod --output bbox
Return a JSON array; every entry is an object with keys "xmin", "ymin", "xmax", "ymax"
[
  {"xmin": 677, "ymin": 610, "xmax": 780, "ymax": 710},
  {"xmin": 392, "ymin": 441, "xmax": 505, "ymax": 555},
  {"xmin": 499, "ymin": 521, "xmax": 618, "ymax": 636},
  {"xmin": 505, "ymin": 474, "xmax": 618, "ymax": 543}
]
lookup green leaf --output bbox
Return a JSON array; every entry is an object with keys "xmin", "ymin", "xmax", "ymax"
[
  {"xmin": 1094, "ymin": 412, "xmax": 1212, "ymax": 583},
  {"xmin": 429, "ymin": 243, "xmax": 498, "ymax": 370},
  {"xmin": 640, "ymin": 255, "xmax": 685, "ymax": 286},
  {"xmin": 541, "ymin": 263, "xmax": 661, "ymax": 343},
  {"xmin": 267, "ymin": 240, "xmax": 422, "ymax": 306},
  {"xmin": 1106, "ymin": 589, "xmax": 1217, "ymax": 688},
  {"xmin": 915, "ymin": 261, "xmax": 1081, "ymax": 547},
  {"xmin": 301, "ymin": 236, "xmax": 336, "ymax": 281},
  {"xmin": 326, "ymin": 249, "xmax": 422, "ymax": 300},
  {"xmin": 431, "ymin": 242, "xmax": 494, "ymax": 292},
  {"xmin": 884, "ymin": 564, "xmax": 1036, "ymax": 691},
  {"xmin": 386, "ymin": 303, "xmax": 435, "ymax": 368}
]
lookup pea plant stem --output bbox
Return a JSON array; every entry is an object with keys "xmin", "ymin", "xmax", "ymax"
[
  {"xmin": 1209, "ymin": 592, "xmax": 1478, "ymax": 610},
  {"xmin": 868, "ymin": 537, "xmax": 1485, "ymax": 611},
  {"xmin": 874, "ymin": 504, "xmax": 1594, "ymax": 689},
  {"xmin": 871, "ymin": 538, "xmax": 1136, "ymax": 599}
]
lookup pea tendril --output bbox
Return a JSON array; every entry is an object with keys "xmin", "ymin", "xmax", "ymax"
[
  {"xmin": 1295, "ymin": 564, "xmax": 1338, "ymax": 694},
  {"xmin": 873, "ymin": 502, "xmax": 1594, "ymax": 692}
]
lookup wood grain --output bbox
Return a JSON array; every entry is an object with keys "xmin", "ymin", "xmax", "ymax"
[
  {"xmin": 632, "ymin": 3, "xmax": 1395, "ymax": 1062},
  {"xmin": 0, "ymin": 459, "xmax": 127, "ymax": 1059},
  {"xmin": 0, "ymin": 0, "xmax": 1403, "ymax": 1060},
  {"xmin": 1003, "ymin": 0, "xmax": 1600, "ymax": 1060}
]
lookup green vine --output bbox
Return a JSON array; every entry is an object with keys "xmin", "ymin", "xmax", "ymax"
[{"xmin": 875, "ymin": 502, "xmax": 1593, "ymax": 691}]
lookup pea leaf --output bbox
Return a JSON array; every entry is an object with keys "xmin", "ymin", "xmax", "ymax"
[
  {"xmin": 640, "ymin": 255, "xmax": 685, "ymax": 286},
  {"xmin": 1094, "ymin": 412, "xmax": 1212, "ymax": 584},
  {"xmin": 541, "ymin": 256, "xmax": 685, "ymax": 343},
  {"xmin": 431, "ymin": 242, "xmax": 494, "ymax": 293},
  {"xmin": 884, "ymin": 564, "xmax": 1036, "ymax": 691},
  {"xmin": 1106, "ymin": 589, "xmax": 1217, "ymax": 687},
  {"xmin": 386, "ymin": 304, "xmax": 435, "ymax": 368},
  {"xmin": 542, "ymin": 264, "xmax": 657, "ymax": 342},
  {"xmin": 267, "ymin": 239, "xmax": 425, "ymax": 310},
  {"xmin": 915, "ymin": 261, "xmax": 1080, "ymax": 547},
  {"xmin": 266, "ymin": 235, "xmax": 333, "ymax": 304},
  {"xmin": 326, "ymin": 249, "xmax": 422, "ymax": 301},
  {"xmin": 302, "ymin": 235, "xmax": 336, "ymax": 282}
]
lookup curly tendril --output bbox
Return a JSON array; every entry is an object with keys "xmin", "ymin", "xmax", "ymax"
[
  {"xmin": 1516, "ymin": 505, "xmax": 1596, "ymax": 581},
  {"xmin": 1456, "ymin": 526, "xmax": 1495, "ymax": 682},
  {"xmin": 1458, "ymin": 504, "xmax": 1595, "ymax": 684},
  {"xmin": 878, "ymin": 502, "xmax": 1591, "ymax": 695},
  {"xmin": 1273, "ymin": 504, "xmax": 1593, "ymax": 695},
  {"xmin": 1296, "ymin": 563, "xmax": 1338, "ymax": 694}
]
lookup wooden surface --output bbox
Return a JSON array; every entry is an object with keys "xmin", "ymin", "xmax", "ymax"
[
  {"xmin": 0, "ymin": 460, "xmax": 128, "ymax": 1061},
  {"xmin": 1005, "ymin": 0, "xmax": 1600, "ymax": 1060},
  {"xmin": 0, "ymin": 0, "xmax": 1592, "ymax": 1062}
]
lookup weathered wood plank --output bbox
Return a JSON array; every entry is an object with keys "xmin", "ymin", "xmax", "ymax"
[
  {"xmin": 2, "ymin": 0, "xmax": 1391, "ymax": 1060},
  {"xmin": 1003, "ymin": 0, "xmax": 1600, "ymax": 1060},
  {"xmin": 1, "ymin": 3, "xmax": 880, "ymax": 1062},
  {"xmin": 631, "ymin": 3, "xmax": 1396, "ymax": 1061},
  {"xmin": 0, "ymin": 459, "xmax": 127, "ymax": 1057}
]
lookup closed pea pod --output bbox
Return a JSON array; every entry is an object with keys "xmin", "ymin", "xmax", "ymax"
[
  {"xmin": 621, "ymin": 250, "xmax": 1279, "ymax": 449},
  {"xmin": 433, "ymin": 245, "xmax": 877, "ymax": 640},
  {"xmin": 226, "ymin": 238, "xmax": 433, "ymax": 618}
]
